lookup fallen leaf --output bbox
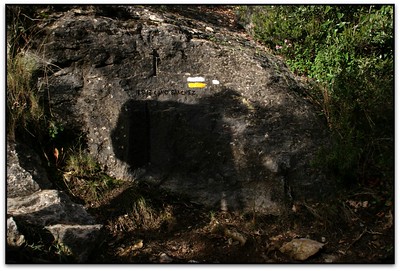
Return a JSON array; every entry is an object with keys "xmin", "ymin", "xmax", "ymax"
[{"xmin": 131, "ymin": 239, "xmax": 144, "ymax": 250}]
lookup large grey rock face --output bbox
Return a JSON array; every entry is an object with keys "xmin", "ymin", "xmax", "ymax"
[{"xmin": 36, "ymin": 6, "xmax": 333, "ymax": 214}]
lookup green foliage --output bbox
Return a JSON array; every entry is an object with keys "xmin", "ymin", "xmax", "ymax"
[
  {"xmin": 238, "ymin": 5, "xmax": 394, "ymax": 184},
  {"xmin": 48, "ymin": 121, "xmax": 64, "ymax": 139}
]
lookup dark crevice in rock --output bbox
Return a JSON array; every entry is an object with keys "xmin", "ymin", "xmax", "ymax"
[{"xmin": 94, "ymin": 5, "xmax": 137, "ymax": 20}]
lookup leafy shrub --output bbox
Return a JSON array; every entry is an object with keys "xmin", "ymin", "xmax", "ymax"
[{"xmin": 238, "ymin": 5, "xmax": 394, "ymax": 184}]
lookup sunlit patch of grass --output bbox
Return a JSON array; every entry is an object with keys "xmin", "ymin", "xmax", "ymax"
[
  {"xmin": 107, "ymin": 194, "xmax": 176, "ymax": 233},
  {"xmin": 62, "ymin": 148, "xmax": 124, "ymax": 205},
  {"xmin": 65, "ymin": 149, "xmax": 99, "ymax": 177}
]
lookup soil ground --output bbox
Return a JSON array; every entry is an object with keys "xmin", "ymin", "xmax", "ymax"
[
  {"xmin": 8, "ymin": 176, "xmax": 394, "ymax": 264},
  {"xmin": 83, "ymin": 180, "xmax": 394, "ymax": 264}
]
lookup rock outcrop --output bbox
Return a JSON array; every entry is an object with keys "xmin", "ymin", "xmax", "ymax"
[
  {"xmin": 32, "ymin": 5, "xmax": 333, "ymax": 215},
  {"xmin": 6, "ymin": 141, "xmax": 102, "ymax": 263},
  {"xmin": 7, "ymin": 141, "xmax": 52, "ymax": 198}
]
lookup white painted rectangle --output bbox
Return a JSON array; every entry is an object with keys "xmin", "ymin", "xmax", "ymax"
[{"xmin": 187, "ymin": 76, "xmax": 206, "ymax": 82}]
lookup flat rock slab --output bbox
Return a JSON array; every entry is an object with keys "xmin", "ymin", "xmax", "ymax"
[
  {"xmin": 7, "ymin": 189, "xmax": 96, "ymax": 226},
  {"xmin": 7, "ymin": 139, "xmax": 102, "ymax": 263}
]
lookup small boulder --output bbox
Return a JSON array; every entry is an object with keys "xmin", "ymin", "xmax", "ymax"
[
  {"xmin": 280, "ymin": 238, "xmax": 324, "ymax": 261},
  {"xmin": 7, "ymin": 141, "xmax": 52, "ymax": 198},
  {"xmin": 7, "ymin": 143, "xmax": 41, "ymax": 198},
  {"xmin": 159, "ymin": 252, "xmax": 173, "ymax": 263},
  {"xmin": 45, "ymin": 224, "xmax": 103, "ymax": 263},
  {"xmin": 7, "ymin": 217, "xmax": 25, "ymax": 248}
]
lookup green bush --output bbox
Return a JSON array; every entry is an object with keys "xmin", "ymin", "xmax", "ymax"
[{"xmin": 238, "ymin": 5, "xmax": 394, "ymax": 184}]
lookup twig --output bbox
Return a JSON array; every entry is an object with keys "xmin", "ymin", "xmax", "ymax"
[
  {"xmin": 301, "ymin": 202, "xmax": 323, "ymax": 221},
  {"xmin": 21, "ymin": 12, "xmax": 44, "ymax": 21},
  {"xmin": 342, "ymin": 201, "xmax": 361, "ymax": 222},
  {"xmin": 345, "ymin": 228, "xmax": 367, "ymax": 253},
  {"xmin": 366, "ymin": 229, "xmax": 383, "ymax": 235},
  {"xmin": 61, "ymin": 173, "xmax": 78, "ymax": 198},
  {"xmin": 351, "ymin": 191, "xmax": 378, "ymax": 197}
]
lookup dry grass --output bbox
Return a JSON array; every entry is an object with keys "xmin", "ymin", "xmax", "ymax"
[
  {"xmin": 108, "ymin": 196, "xmax": 175, "ymax": 233},
  {"xmin": 7, "ymin": 50, "xmax": 43, "ymax": 139}
]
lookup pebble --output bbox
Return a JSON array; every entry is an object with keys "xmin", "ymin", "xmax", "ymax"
[
  {"xmin": 224, "ymin": 228, "xmax": 247, "ymax": 246},
  {"xmin": 322, "ymin": 253, "xmax": 337, "ymax": 263},
  {"xmin": 149, "ymin": 14, "xmax": 164, "ymax": 22},
  {"xmin": 159, "ymin": 253, "xmax": 173, "ymax": 263}
]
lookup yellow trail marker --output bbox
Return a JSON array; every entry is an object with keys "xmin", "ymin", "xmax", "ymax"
[{"xmin": 188, "ymin": 82, "xmax": 207, "ymax": 88}]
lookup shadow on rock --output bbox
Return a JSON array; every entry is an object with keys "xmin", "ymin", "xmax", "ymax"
[{"xmin": 111, "ymin": 89, "xmax": 251, "ymax": 212}]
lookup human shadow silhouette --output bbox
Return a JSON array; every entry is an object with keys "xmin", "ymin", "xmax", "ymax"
[{"xmin": 111, "ymin": 88, "xmax": 250, "ymax": 211}]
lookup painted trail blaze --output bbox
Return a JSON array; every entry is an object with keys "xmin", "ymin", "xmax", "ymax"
[
  {"xmin": 188, "ymin": 82, "xmax": 207, "ymax": 88},
  {"xmin": 187, "ymin": 76, "xmax": 207, "ymax": 88}
]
